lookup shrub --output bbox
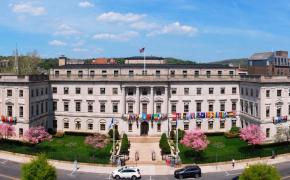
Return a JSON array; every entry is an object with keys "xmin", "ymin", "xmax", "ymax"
[
  {"xmin": 159, "ymin": 133, "xmax": 171, "ymax": 155},
  {"xmin": 239, "ymin": 163, "xmax": 280, "ymax": 180},
  {"xmin": 225, "ymin": 127, "xmax": 241, "ymax": 138},
  {"xmin": 53, "ymin": 132, "xmax": 64, "ymax": 138},
  {"xmin": 85, "ymin": 133, "xmax": 109, "ymax": 149},
  {"xmin": 108, "ymin": 128, "xmax": 120, "ymax": 140},
  {"xmin": 21, "ymin": 154, "xmax": 56, "ymax": 180},
  {"xmin": 64, "ymin": 131, "xmax": 93, "ymax": 136},
  {"xmin": 170, "ymin": 130, "xmax": 175, "ymax": 140},
  {"xmin": 230, "ymin": 127, "xmax": 240, "ymax": 134},
  {"xmin": 24, "ymin": 126, "xmax": 52, "ymax": 144},
  {"xmin": 120, "ymin": 134, "xmax": 130, "ymax": 155}
]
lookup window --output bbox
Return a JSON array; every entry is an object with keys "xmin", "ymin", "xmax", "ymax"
[
  {"xmin": 75, "ymin": 88, "xmax": 81, "ymax": 94},
  {"xmin": 100, "ymin": 103, "xmax": 106, "ymax": 113},
  {"xmin": 102, "ymin": 70, "xmax": 107, "ymax": 77},
  {"xmin": 183, "ymin": 70, "xmax": 187, "ymax": 78},
  {"xmin": 240, "ymin": 100, "xmax": 244, "ymax": 112},
  {"xmin": 220, "ymin": 88, "xmax": 225, "ymax": 94},
  {"xmin": 266, "ymin": 106, "xmax": 270, "ymax": 117},
  {"xmin": 208, "ymin": 121, "xmax": 213, "ymax": 129},
  {"xmin": 171, "ymin": 104, "xmax": 176, "ymax": 113},
  {"xmin": 114, "ymin": 70, "xmax": 119, "ymax": 77},
  {"xmin": 171, "ymin": 123, "xmax": 176, "ymax": 130},
  {"xmin": 289, "ymin": 89, "xmax": 290, "ymax": 96},
  {"xmin": 31, "ymin": 89, "xmax": 34, "ymax": 97},
  {"xmin": 266, "ymin": 90, "xmax": 270, "ymax": 97},
  {"xmin": 209, "ymin": 88, "xmax": 214, "ymax": 94},
  {"xmin": 156, "ymin": 70, "xmax": 160, "ymax": 77},
  {"xmin": 75, "ymin": 102, "xmax": 81, "ymax": 112},
  {"xmin": 19, "ymin": 128, "xmax": 23, "ymax": 137},
  {"xmin": 220, "ymin": 102, "xmax": 225, "ymax": 111},
  {"xmin": 7, "ymin": 89, "xmax": 12, "ymax": 97},
  {"xmin": 241, "ymin": 87, "xmax": 244, "ymax": 95},
  {"xmin": 232, "ymin": 87, "xmax": 237, "ymax": 94},
  {"xmin": 196, "ymin": 122, "xmax": 201, "ymax": 129},
  {"xmin": 256, "ymin": 89, "xmax": 259, "ymax": 97},
  {"xmin": 113, "ymin": 103, "xmax": 118, "ymax": 113},
  {"xmin": 75, "ymin": 121, "xmax": 81, "ymax": 130},
  {"xmin": 88, "ymin": 122, "xmax": 93, "ymax": 130},
  {"xmin": 100, "ymin": 123, "xmax": 106, "ymax": 131},
  {"xmin": 229, "ymin": 71, "xmax": 234, "ymax": 77},
  {"xmin": 55, "ymin": 71, "xmax": 59, "ymax": 77},
  {"xmin": 64, "ymin": 87, "xmax": 69, "ymax": 94},
  {"xmin": 41, "ymin": 102, "xmax": 44, "ymax": 114},
  {"xmin": 171, "ymin": 88, "xmax": 177, "ymax": 95},
  {"xmin": 231, "ymin": 120, "xmax": 236, "ymax": 127},
  {"xmin": 53, "ymin": 119, "xmax": 57, "ymax": 129},
  {"xmin": 128, "ymin": 123, "xmax": 132, "ymax": 132},
  {"xmin": 194, "ymin": 71, "xmax": 199, "ymax": 77},
  {"xmin": 249, "ymin": 102, "xmax": 253, "ymax": 115},
  {"xmin": 36, "ymin": 104, "xmax": 39, "ymax": 115},
  {"xmin": 250, "ymin": 89, "xmax": 253, "ymax": 96},
  {"xmin": 196, "ymin": 102, "xmax": 201, "ymax": 112},
  {"xmin": 218, "ymin": 71, "xmax": 222, "ymax": 77},
  {"xmin": 78, "ymin": 70, "xmax": 83, "ymax": 78},
  {"xmin": 288, "ymin": 105, "xmax": 290, "ymax": 115},
  {"xmin": 52, "ymin": 87, "xmax": 57, "ymax": 93},
  {"xmin": 277, "ymin": 90, "xmax": 282, "ymax": 97},
  {"xmin": 156, "ymin": 88, "xmax": 162, "ymax": 96},
  {"xmin": 7, "ymin": 105, "xmax": 12, "ymax": 116},
  {"xmin": 113, "ymin": 88, "xmax": 118, "ymax": 95},
  {"xmin": 277, "ymin": 107, "xmax": 281, "ymax": 117},
  {"xmin": 197, "ymin": 88, "xmax": 201, "ymax": 95},
  {"xmin": 129, "ymin": 70, "xmax": 134, "ymax": 76},
  {"xmin": 208, "ymin": 104, "xmax": 213, "ymax": 111},
  {"xmin": 170, "ymin": 70, "xmax": 175, "ymax": 77},
  {"xmin": 64, "ymin": 122, "xmax": 69, "ymax": 129},
  {"xmin": 100, "ymin": 88, "xmax": 106, "ymax": 95},
  {"xmin": 19, "ymin": 90, "xmax": 23, "ymax": 97},
  {"xmin": 64, "ymin": 102, "xmax": 69, "ymax": 111},
  {"xmin": 128, "ymin": 103, "xmax": 134, "ymax": 113},
  {"xmin": 142, "ymin": 89, "xmax": 148, "ymax": 95},
  {"xmin": 36, "ymin": 89, "xmax": 39, "ymax": 96},
  {"xmin": 206, "ymin": 71, "xmax": 211, "ymax": 77},
  {"xmin": 128, "ymin": 88, "xmax": 134, "ymax": 96},
  {"xmin": 184, "ymin": 103, "xmax": 189, "ymax": 112},
  {"xmin": 67, "ymin": 71, "xmax": 71, "ymax": 77},
  {"xmin": 184, "ymin": 88, "xmax": 189, "ymax": 95},
  {"xmin": 45, "ymin": 101, "xmax": 48, "ymax": 112},
  {"xmin": 156, "ymin": 103, "xmax": 161, "ymax": 113},
  {"xmin": 266, "ymin": 128, "xmax": 270, "ymax": 138},
  {"xmin": 88, "ymin": 102, "xmax": 93, "ymax": 112},
  {"xmin": 88, "ymin": 88, "xmax": 93, "ymax": 95},
  {"xmin": 232, "ymin": 102, "xmax": 236, "ymax": 111},
  {"xmin": 245, "ymin": 88, "xmax": 248, "ymax": 96},
  {"xmin": 19, "ymin": 106, "xmax": 23, "ymax": 118},
  {"xmin": 142, "ymin": 103, "xmax": 147, "ymax": 113},
  {"xmin": 142, "ymin": 70, "xmax": 147, "ymax": 75},
  {"xmin": 53, "ymin": 101, "xmax": 57, "ymax": 111},
  {"xmin": 157, "ymin": 123, "xmax": 161, "ymax": 132},
  {"xmin": 220, "ymin": 121, "xmax": 225, "ymax": 129},
  {"xmin": 184, "ymin": 123, "xmax": 189, "ymax": 130}
]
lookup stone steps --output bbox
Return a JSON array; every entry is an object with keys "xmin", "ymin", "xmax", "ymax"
[{"xmin": 129, "ymin": 136, "xmax": 160, "ymax": 143}]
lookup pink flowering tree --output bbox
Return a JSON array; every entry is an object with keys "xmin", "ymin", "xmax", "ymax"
[
  {"xmin": 0, "ymin": 124, "xmax": 16, "ymax": 139},
  {"xmin": 85, "ymin": 133, "xmax": 109, "ymax": 149},
  {"xmin": 24, "ymin": 126, "xmax": 52, "ymax": 144},
  {"xmin": 181, "ymin": 129, "xmax": 209, "ymax": 152},
  {"xmin": 240, "ymin": 124, "xmax": 265, "ymax": 146}
]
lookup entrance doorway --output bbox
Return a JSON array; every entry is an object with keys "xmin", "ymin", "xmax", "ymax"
[{"xmin": 140, "ymin": 121, "xmax": 149, "ymax": 136}]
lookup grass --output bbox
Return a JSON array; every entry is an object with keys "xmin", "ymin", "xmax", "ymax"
[
  {"xmin": 179, "ymin": 135, "xmax": 290, "ymax": 164},
  {"xmin": 0, "ymin": 135, "xmax": 112, "ymax": 164}
]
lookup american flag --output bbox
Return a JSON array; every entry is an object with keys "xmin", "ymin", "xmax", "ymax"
[{"xmin": 139, "ymin": 47, "xmax": 145, "ymax": 53}]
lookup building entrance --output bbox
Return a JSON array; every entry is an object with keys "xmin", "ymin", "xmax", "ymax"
[{"xmin": 140, "ymin": 121, "xmax": 149, "ymax": 136}]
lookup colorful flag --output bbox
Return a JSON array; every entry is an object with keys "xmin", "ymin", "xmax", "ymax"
[{"xmin": 139, "ymin": 47, "xmax": 145, "ymax": 53}]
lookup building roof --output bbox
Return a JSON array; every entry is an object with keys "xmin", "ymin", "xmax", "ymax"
[
  {"xmin": 54, "ymin": 63, "xmax": 236, "ymax": 69},
  {"xmin": 125, "ymin": 56, "xmax": 164, "ymax": 60},
  {"xmin": 250, "ymin": 52, "xmax": 273, "ymax": 60}
]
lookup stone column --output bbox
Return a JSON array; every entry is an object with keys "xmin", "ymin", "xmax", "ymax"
[
  {"xmin": 136, "ymin": 86, "xmax": 140, "ymax": 114},
  {"xmin": 121, "ymin": 87, "xmax": 126, "ymax": 114},
  {"xmin": 151, "ymin": 87, "xmax": 154, "ymax": 114},
  {"xmin": 164, "ymin": 86, "xmax": 168, "ymax": 114}
]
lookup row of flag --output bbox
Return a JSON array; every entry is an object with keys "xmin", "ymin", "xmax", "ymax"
[{"xmin": 1, "ymin": 116, "xmax": 17, "ymax": 124}]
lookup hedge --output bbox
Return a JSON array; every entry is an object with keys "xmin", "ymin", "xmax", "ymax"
[{"xmin": 159, "ymin": 133, "xmax": 171, "ymax": 155}]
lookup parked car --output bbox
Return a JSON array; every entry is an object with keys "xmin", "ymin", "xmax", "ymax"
[
  {"xmin": 174, "ymin": 165, "xmax": 202, "ymax": 179},
  {"xmin": 111, "ymin": 166, "xmax": 141, "ymax": 180}
]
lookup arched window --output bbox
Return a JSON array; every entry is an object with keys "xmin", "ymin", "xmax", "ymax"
[{"xmin": 100, "ymin": 119, "xmax": 106, "ymax": 131}]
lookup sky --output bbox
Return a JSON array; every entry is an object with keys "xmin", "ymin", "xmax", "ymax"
[{"xmin": 1, "ymin": 0, "xmax": 290, "ymax": 62}]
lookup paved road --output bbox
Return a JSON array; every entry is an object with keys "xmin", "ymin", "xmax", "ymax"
[{"xmin": 0, "ymin": 158, "xmax": 290, "ymax": 180}]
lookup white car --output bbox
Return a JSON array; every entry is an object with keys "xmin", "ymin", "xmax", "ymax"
[{"xmin": 111, "ymin": 167, "xmax": 141, "ymax": 180}]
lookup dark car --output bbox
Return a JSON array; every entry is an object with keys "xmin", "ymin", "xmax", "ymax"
[{"xmin": 174, "ymin": 165, "xmax": 202, "ymax": 179}]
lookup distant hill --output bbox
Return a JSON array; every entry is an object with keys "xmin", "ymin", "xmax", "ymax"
[
  {"xmin": 210, "ymin": 58, "xmax": 248, "ymax": 68},
  {"xmin": 165, "ymin": 57, "xmax": 196, "ymax": 64}
]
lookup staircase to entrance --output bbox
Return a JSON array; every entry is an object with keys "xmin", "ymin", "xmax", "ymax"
[{"xmin": 127, "ymin": 136, "xmax": 163, "ymax": 165}]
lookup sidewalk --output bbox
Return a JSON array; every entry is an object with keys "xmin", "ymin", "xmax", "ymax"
[{"xmin": 0, "ymin": 150, "xmax": 289, "ymax": 175}]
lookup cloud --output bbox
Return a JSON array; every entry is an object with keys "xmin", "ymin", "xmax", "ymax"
[
  {"xmin": 53, "ymin": 24, "xmax": 80, "ymax": 36},
  {"xmin": 49, "ymin": 40, "xmax": 66, "ymax": 46},
  {"xmin": 78, "ymin": 1, "xmax": 94, "ymax": 8},
  {"xmin": 96, "ymin": 12, "xmax": 145, "ymax": 23},
  {"xmin": 92, "ymin": 31, "xmax": 138, "ymax": 41},
  {"xmin": 147, "ymin": 22, "xmax": 198, "ymax": 36},
  {"xmin": 11, "ymin": 3, "xmax": 46, "ymax": 16},
  {"xmin": 130, "ymin": 22, "xmax": 159, "ymax": 30},
  {"xmin": 73, "ymin": 47, "xmax": 88, "ymax": 52}
]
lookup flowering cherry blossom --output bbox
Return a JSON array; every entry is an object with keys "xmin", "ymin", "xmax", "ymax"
[
  {"xmin": 181, "ymin": 129, "xmax": 209, "ymax": 151},
  {"xmin": 0, "ymin": 124, "xmax": 16, "ymax": 139},
  {"xmin": 24, "ymin": 126, "xmax": 52, "ymax": 144},
  {"xmin": 240, "ymin": 124, "xmax": 265, "ymax": 145},
  {"xmin": 85, "ymin": 133, "xmax": 108, "ymax": 148}
]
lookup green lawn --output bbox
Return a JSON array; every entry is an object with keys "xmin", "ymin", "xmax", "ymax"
[
  {"xmin": 179, "ymin": 135, "xmax": 290, "ymax": 164},
  {"xmin": 0, "ymin": 135, "xmax": 112, "ymax": 164}
]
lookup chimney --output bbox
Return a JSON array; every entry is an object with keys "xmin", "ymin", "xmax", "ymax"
[{"xmin": 59, "ymin": 55, "xmax": 67, "ymax": 66}]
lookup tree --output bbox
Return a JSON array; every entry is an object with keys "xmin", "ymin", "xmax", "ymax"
[
  {"xmin": 108, "ymin": 128, "xmax": 120, "ymax": 140},
  {"xmin": 274, "ymin": 127, "xmax": 290, "ymax": 142},
  {"xmin": 240, "ymin": 124, "xmax": 265, "ymax": 145},
  {"xmin": 24, "ymin": 126, "xmax": 52, "ymax": 144},
  {"xmin": 18, "ymin": 51, "xmax": 41, "ymax": 75},
  {"xmin": 239, "ymin": 163, "xmax": 280, "ymax": 180},
  {"xmin": 0, "ymin": 124, "xmax": 16, "ymax": 139},
  {"xmin": 180, "ymin": 129, "xmax": 209, "ymax": 151},
  {"xmin": 21, "ymin": 154, "xmax": 56, "ymax": 180}
]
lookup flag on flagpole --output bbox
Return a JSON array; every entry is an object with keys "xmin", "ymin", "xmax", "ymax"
[
  {"xmin": 109, "ymin": 117, "xmax": 114, "ymax": 129},
  {"xmin": 176, "ymin": 117, "xmax": 178, "ymax": 128},
  {"xmin": 139, "ymin": 47, "xmax": 145, "ymax": 53}
]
